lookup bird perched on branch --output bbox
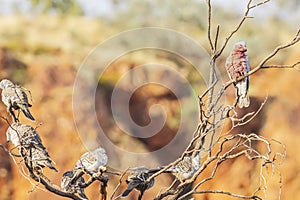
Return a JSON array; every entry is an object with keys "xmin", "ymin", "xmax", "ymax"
[
  {"xmin": 0, "ymin": 79, "xmax": 35, "ymax": 121},
  {"xmin": 6, "ymin": 122, "xmax": 58, "ymax": 172},
  {"xmin": 169, "ymin": 153, "xmax": 201, "ymax": 182},
  {"xmin": 225, "ymin": 41, "xmax": 250, "ymax": 108},
  {"xmin": 61, "ymin": 170, "xmax": 88, "ymax": 200},
  {"xmin": 75, "ymin": 147, "xmax": 108, "ymax": 175},
  {"xmin": 63, "ymin": 147, "xmax": 108, "ymax": 194},
  {"xmin": 121, "ymin": 167, "xmax": 157, "ymax": 199}
]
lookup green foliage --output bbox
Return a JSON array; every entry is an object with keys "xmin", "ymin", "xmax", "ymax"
[{"xmin": 30, "ymin": 0, "xmax": 83, "ymax": 15}]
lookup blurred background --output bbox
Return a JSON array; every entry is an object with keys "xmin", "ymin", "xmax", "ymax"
[{"xmin": 0, "ymin": 0, "xmax": 299, "ymax": 199}]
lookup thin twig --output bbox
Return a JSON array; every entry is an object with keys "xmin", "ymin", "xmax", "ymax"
[
  {"xmin": 0, "ymin": 144, "xmax": 21, "ymax": 157},
  {"xmin": 261, "ymin": 61, "xmax": 300, "ymax": 70},
  {"xmin": 110, "ymin": 168, "xmax": 128, "ymax": 200},
  {"xmin": 249, "ymin": 29, "xmax": 300, "ymax": 76},
  {"xmin": 249, "ymin": 0, "xmax": 271, "ymax": 9},
  {"xmin": 192, "ymin": 190, "xmax": 262, "ymax": 199},
  {"xmin": 214, "ymin": 25, "xmax": 220, "ymax": 51},
  {"xmin": 206, "ymin": 0, "xmax": 214, "ymax": 51},
  {"xmin": 215, "ymin": 0, "xmax": 254, "ymax": 58}
]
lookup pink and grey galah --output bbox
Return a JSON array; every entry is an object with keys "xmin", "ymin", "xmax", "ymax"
[
  {"xmin": 121, "ymin": 167, "xmax": 156, "ymax": 198},
  {"xmin": 225, "ymin": 41, "xmax": 250, "ymax": 108},
  {"xmin": 6, "ymin": 122, "xmax": 58, "ymax": 172},
  {"xmin": 75, "ymin": 147, "xmax": 108, "ymax": 174},
  {"xmin": 169, "ymin": 153, "xmax": 201, "ymax": 182},
  {"xmin": 0, "ymin": 79, "xmax": 35, "ymax": 121}
]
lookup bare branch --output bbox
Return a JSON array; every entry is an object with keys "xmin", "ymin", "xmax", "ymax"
[
  {"xmin": 249, "ymin": 0, "xmax": 271, "ymax": 9},
  {"xmin": 250, "ymin": 29, "xmax": 300, "ymax": 75},
  {"xmin": 100, "ymin": 176, "xmax": 108, "ymax": 200},
  {"xmin": 110, "ymin": 169, "xmax": 128, "ymax": 200},
  {"xmin": 0, "ymin": 116, "xmax": 12, "ymax": 126},
  {"xmin": 261, "ymin": 61, "xmax": 300, "ymax": 70},
  {"xmin": 0, "ymin": 144, "xmax": 21, "ymax": 157},
  {"xmin": 206, "ymin": 0, "xmax": 214, "ymax": 51},
  {"xmin": 30, "ymin": 170, "xmax": 82, "ymax": 200},
  {"xmin": 193, "ymin": 190, "xmax": 262, "ymax": 200},
  {"xmin": 214, "ymin": 25, "xmax": 220, "ymax": 51},
  {"xmin": 215, "ymin": 0, "xmax": 254, "ymax": 58},
  {"xmin": 229, "ymin": 96, "xmax": 267, "ymax": 128},
  {"xmin": 175, "ymin": 133, "xmax": 282, "ymax": 199},
  {"xmin": 215, "ymin": 0, "xmax": 273, "ymax": 59}
]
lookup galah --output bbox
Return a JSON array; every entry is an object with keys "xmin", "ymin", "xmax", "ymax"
[
  {"xmin": 225, "ymin": 41, "xmax": 250, "ymax": 108},
  {"xmin": 6, "ymin": 122, "xmax": 58, "ymax": 172},
  {"xmin": 75, "ymin": 147, "xmax": 108, "ymax": 174},
  {"xmin": 169, "ymin": 153, "xmax": 201, "ymax": 182},
  {"xmin": 0, "ymin": 79, "xmax": 35, "ymax": 121},
  {"xmin": 121, "ymin": 167, "xmax": 156, "ymax": 198}
]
